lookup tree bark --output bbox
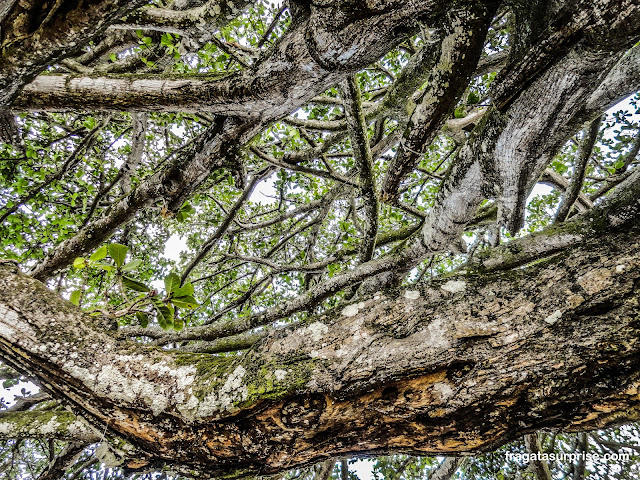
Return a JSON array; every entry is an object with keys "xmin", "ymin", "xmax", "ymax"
[
  {"xmin": 0, "ymin": 0, "xmax": 148, "ymax": 105},
  {"xmin": 1, "ymin": 191, "xmax": 640, "ymax": 477},
  {"xmin": 10, "ymin": 1, "xmax": 452, "ymax": 115},
  {"xmin": 2, "ymin": 1, "xmax": 640, "ymax": 479}
]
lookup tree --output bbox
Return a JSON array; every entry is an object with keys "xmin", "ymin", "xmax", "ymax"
[{"xmin": 0, "ymin": 0, "xmax": 640, "ymax": 478}]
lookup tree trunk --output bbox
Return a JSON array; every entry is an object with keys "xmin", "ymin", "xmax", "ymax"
[{"xmin": 1, "ymin": 193, "xmax": 640, "ymax": 477}]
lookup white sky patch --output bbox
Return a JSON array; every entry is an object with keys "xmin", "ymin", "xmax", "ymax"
[
  {"xmin": 523, "ymin": 183, "xmax": 555, "ymax": 222},
  {"xmin": 164, "ymin": 234, "xmax": 188, "ymax": 262},
  {"xmin": 351, "ymin": 458, "xmax": 374, "ymax": 478},
  {"xmin": 251, "ymin": 175, "xmax": 278, "ymax": 204},
  {"xmin": 146, "ymin": 234, "xmax": 188, "ymax": 291}
]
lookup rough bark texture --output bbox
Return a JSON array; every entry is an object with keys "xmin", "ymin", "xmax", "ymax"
[
  {"xmin": 1, "ymin": 192, "xmax": 640, "ymax": 477},
  {"xmin": 6, "ymin": 0, "xmax": 639, "ymax": 285},
  {"xmin": 0, "ymin": 0, "xmax": 148, "ymax": 105},
  {"xmin": 11, "ymin": 1, "xmax": 447, "ymax": 115},
  {"xmin": 380, "ymin": 1, "xmax": 496, "ymax": 202},
  {"xmin": 1, "ymin": 0, "xmax": 640, "ymax": 478}
]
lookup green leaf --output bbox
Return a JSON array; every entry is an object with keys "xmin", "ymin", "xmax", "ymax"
[
  {"xmin": 70, "ymin": 290, "xmax": 82, "ymax": 306},
  {"xmin": 161, "ymin": 33, "xmax": 174, "ymax": 46},
  {"xmin": 109, "ymin": 53, "xmax": 117, "ymax": 62},
  {"xmin": 136, "ymin": 312, "xmax": 149, "ymax": 328},
  {"xmin": 92, "ymin": 262, "xmax": 114, "ymax": 272},
  {"xmin": 73, "ymin": 257, "xmax": 86, "ymax": 269},
  {"xmin": 164, "ymin": 272, "xmax": 181, "ymax": 294},
  {"xmin": 2, "ymin": 379, "xmax": 18, "ymax": 389},
  {"xmin": 171, "ymin": 295, "xmax": 199, "ymax": 309},
  {"xmin": 454, "ymin": 106, "xmax": 466, "ymax": 118},
  {"xmin": 174, "ymin": 283, "xmax": 194, "ymax": 297},
  {"xmin": 153, "ymin": 299, "xmax": 173, "ymax": 330},
  {"xmin": 173, "ymin": 315, "xmax": 184, "ymax": 331},
  {"xmin": 121, "ymin": 259, "xmax": 143, "ymax": 272},
  {"xmin": 122, "ymin": 276, "xmax": 150, "ymax": 292},
  {"xmin": 90, "ymin": 245, "xmax": 107, "ymax": 262},
  {"xmin": 182, "ymin": 203, "xmax": 195, "ymax": 214},
  {"xmin": 108, "ymin": 243, "xmax": 128, "ymax": 268},
  {"xmin": 176, "ymin": 203, "xmax": 195, "ymax": 222}
]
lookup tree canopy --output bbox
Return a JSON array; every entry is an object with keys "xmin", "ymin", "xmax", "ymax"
[{"xmin": 0, "ymin": 0, "xmax": 640, "ymax": 479}]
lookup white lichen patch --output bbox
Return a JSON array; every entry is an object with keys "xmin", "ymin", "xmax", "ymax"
[
  {"xmin": 404, "ymin": 290, "xmax": 421, "ymax": 300},
  {"xmin": 432, "ymin": 382, "xmax": 454, "ymax": 401},
  {"xmin": 274, "ymin": 369, "xmax": 287, "ymax": 381},
  {"xmin": 197, "ymin": 365, "xmax": 248, "ymax": 417},
  {"xmin": 441, "ymin": 280, "xmax": 467, "ymax": 294},
  {"xmin": 39, "ymin": 416, "xmax": 67, "ymax": 435},
  {"xmin": 0, "ymin": 320, "xmax": 16, "ymax": 342},
  {"xmin": 0, "ymin": 421, "xmax": 14, "ymax": 436},
  {"xmin": 299, "ymin": 321, "xmax": 329, "ymax": 341},
  {"xmin": 0, "ymin": 303, "xmax": 31, "ymax": 342},
  {"xmin": 544, "ymin": 310, "xmax": 562, "ymax": 325},
  {"xmin": 616, "ymin": 264, "xmax": 626, "ymax": 273},
  {"xmin": 65, "ymin": 355, "xmax": 197, "ymax": 417},
  {"xmin": 342, "ymin": 304, "xmax": 360, "ymax": 317},
  {"xmin": 425, "ymin": 317, "xmax": 451, "ymax": 349}
]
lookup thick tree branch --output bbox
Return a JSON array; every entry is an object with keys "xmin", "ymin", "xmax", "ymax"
[
  {"xmin": 0, "ymin": 411, "xmax": 98, "ymax": 443},
  {"xmin": 465, "ymin": 166, "xmax": 640, "ymax": 273},
  {"xmin": 9, "ymin": 1, "xmax": 459, "ymax": 115},
  {"xmin": 0, "ymin": 0, "xmax": 148, "ymax": 105},
  {"xmin": 554, "ymin": 116, "xmax": 602, "ymax": 223},
  {"xmin": 539, "ymin": 169, "xmax": 593, "ymax": 212},
  {"xmin": 121, "ymin": 113, "xmax": 148, "ymax": 195},
  {"xmin": 2, "ymin": 198, "xmax": 640, "ymax": 476},
  {"xmin": 430, "ymin": 457, "xmax": 466, "ymax": 480},
  {"xmin": 116, "ymin": 0, "xmax": 253, "ymax": 36},
  {"xmin": 491, "ymin": 0, "xmax": 640, "ymax": 111},
  {"xmin": 340, "ymin": 75, "xmax": 379, "ymax": 264},
  {"xmin": 119, "ymin": 165, "xmax": 640, "ymax": 347},
  {"xmin": 524, "ymin": 434, "xmax": 553, "ymax": 480},
  {"xmin": 5, "ymin": 392, "xmax": 50, "ymax": 412},
  {"xmin": 380, "ymin": 2, "xmax": 495, "ymax": 202}
]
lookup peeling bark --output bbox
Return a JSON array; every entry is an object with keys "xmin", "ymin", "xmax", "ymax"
[{"xmin": 1, "ymin": 192, "xmax": 640, "ymax": 476}]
